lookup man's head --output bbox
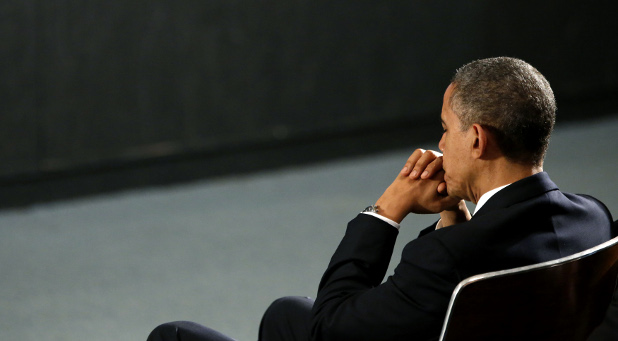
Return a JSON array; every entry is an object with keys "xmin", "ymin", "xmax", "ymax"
[
  {"xmin": 438, "ymin": 57, "xmax": 556, "ymax": 201},
  {"xmin": 449, "ymin": 57, "xmax": 556, "ymax": 166}
]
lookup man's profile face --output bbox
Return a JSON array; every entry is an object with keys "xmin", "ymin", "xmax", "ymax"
[{"xmin": 438, "ymin": 83, "xmax": 474, "ymax": 202}]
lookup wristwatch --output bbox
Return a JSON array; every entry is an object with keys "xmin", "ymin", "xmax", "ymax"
[{"xmin": 361, "ymin": 205, "xmax": 380, "ymax": 214}]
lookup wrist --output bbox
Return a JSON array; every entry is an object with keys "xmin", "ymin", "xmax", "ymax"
[
  {"xmin": 374, "ymin": 198, "xmax": 407, "ymax": 224},
  {"xmin": 439, "ymin": 200, "xmax": 471, "ymax": 227}
]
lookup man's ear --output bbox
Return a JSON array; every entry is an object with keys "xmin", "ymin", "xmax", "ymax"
[{"xmin": 470, "ymin": 123, "xmax": 487, "ymax": 159}]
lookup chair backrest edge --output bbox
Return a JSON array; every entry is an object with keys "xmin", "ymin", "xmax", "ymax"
[{"xmin": 438, "ymin": 235, "xmax": 618, "ymax": 341}]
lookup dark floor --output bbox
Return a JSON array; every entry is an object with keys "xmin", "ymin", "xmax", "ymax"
[{"xmin": 1, "ymin": 115, "xmax": 617, "ymax": 341}]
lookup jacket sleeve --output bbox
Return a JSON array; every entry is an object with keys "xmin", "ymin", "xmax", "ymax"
[{"xmin": 311, "ymin": 214, "xmax": 460, "ymax": 341}]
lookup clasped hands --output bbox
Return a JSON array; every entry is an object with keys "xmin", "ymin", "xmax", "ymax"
[{"xmin": 375, "ymin": 149, "xmax": 471, "ymax": 228}]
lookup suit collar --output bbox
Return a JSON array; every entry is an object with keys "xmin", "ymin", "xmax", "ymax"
[{"xmin": 473, "ymin": 172, "xmax": 558, "ymax": 217}]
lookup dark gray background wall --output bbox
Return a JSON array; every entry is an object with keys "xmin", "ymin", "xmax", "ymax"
[{"xmin": 2, "ymin": 1, "xmax": 617, "ymax": 207}]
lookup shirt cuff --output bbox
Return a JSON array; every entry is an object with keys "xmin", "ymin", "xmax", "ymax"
[{"xmin": 361, "ymin": 212, "xmax": 400, "ymax": 230}]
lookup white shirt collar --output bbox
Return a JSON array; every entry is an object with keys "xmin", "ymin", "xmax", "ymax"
[{"xmin": 473, "ymin": 183, "xmax": 511, "ymax": 215}]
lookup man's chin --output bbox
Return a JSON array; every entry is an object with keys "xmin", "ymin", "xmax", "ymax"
[{"xmin": 444, "ymin": 184, "xmax": 463, "ymax": 201}]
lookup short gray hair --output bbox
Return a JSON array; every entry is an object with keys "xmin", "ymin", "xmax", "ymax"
[{"xmin": 450, "ymin": 57, "xmax": 556, "ymax": 166}]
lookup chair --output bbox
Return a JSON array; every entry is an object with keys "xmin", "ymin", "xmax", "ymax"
[{"xmin": 439, "ymin": 230, "xmax": 618, "ymax": 341}]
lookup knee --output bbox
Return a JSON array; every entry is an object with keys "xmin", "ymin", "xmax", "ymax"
[
  {"xmin": 262, "ymin": 296, "xmax": 315, "ymax": 328},
  {"xmin": 264, "ymin": 296, "xmax": 314, "ymax": 319},
  {"xmin": 147, "ymin": 322, "xmax": 181, "ymax": 341},
  {"xmin": 260, "ymin": 296, "xmax": 315, "ymax": 341},
  {"xmin": 148, "ymin": 321, "xmax": 233, "ymax": 341}
]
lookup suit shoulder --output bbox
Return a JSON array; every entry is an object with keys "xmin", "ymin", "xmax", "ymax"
[{"xmin": 562, "ymin": 192, "xmax": 613, "ymax": 220}]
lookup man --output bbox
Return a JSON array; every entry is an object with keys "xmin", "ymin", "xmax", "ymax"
[{"xmin": 148, "ymin": 57, "xmax": 614, "ymax": 341}]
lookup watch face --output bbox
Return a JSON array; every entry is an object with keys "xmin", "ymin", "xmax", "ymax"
[{"xmin": 362, "ymin": 205, "xmax": 378, "ymax": 213}]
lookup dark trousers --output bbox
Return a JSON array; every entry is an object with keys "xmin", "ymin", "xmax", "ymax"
[{"xmin": 147, "ymin": 296, "xmax": 314, "ymax": 341}]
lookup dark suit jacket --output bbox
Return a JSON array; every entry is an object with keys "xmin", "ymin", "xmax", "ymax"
[{"xmin": 311, "ymin": 172, "xmax": 614, "ymax": 341}]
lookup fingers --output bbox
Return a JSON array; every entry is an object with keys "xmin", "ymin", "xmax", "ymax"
[
  {"xmin": 400, "ymin": 149, "xmax": 425, "ymax": 176},
  {"xmin": 431, "ymin": 170, "xmax": 448, "ymax": 195},
  {"xmin": 407, "ymin": 150, "xmax": 443, "ymax": 179},
  {"xmin": 420, "ymin": 157, "xmax": 443, "ymax": 180},
  {"xmin": 432, "ymin": 172, "xmax": 460, "ymax": 210},
  {"xmin": 437, "ymin": 182, "xmax": 448, "ymax": 195},
  {"xmin": 385, "ymin": 164, "xmax": 457, "ymax": 216}
]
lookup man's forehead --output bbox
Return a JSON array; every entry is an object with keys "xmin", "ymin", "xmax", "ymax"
[
  {"xmin": 440, "ymin": 104, "xmax": 452, "ymax": 123},
  {"xmin": 444, "ymin": 83, "xmax": 456, "ymax": 99},
  {"xmin": 441, "ymin": 84, "xmax": 456, "ymax": 119}
]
